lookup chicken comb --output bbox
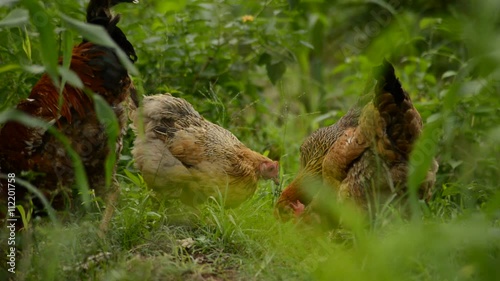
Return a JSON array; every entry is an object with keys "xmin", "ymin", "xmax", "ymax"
[{"xmin": 374, "ymin": 59, "xmax": 405, "ymax": 105}]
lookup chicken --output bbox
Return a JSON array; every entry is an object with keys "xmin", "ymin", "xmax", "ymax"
[
  {"xmin": 0, "ymin": 0, "xmax": 138, "ymax": 220},
  {"xmin": 131, "ymin": 94, "xmax": 279, "ymax": 207},
  {"xmin": 276, "ymin": 60, "xmax": 438, "ymax": 219},
  {"xmin": 275, "ymin": 108, "xmax": 359, "ymax": 219}
]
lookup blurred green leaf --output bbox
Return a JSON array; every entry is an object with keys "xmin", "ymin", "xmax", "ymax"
[
  {"xmin": 299, "ymin": 40, "xmax": 314, "ymax": 49},
  {"xmin": 61, "ymin": 29, "xmax": 74, "ymax": 69},
  {"xmin": 266, "ymin": 61, "xmax": 287, "ymax": 85},
  {"xmin": 441, "ymin": 70, "xmax": 457, "ymax": 79},
  {"xmin": 0, "ymin": 0, "xmax": 19, "ymax": 7},
  {"xmin": 408, "ymin": 119, "xmax": 440, "ymax": 218},
  {"xmin": 57, "ymin": 66, "xmax": 83, "ymax": 88},
  {"xmin": 442, "ymin": 184, "xmax": 461, "ymax": 196},
  {"xmin": 22, "ymin": 0, "xmax": 58, "ymax": 82},
  {"xmin": 0, "ymin": 64, "xmax": 21, "ymax": 73},
  {"xmin": 0, "ymin": 8, "xmax": 29, "ymax": 27},
  {"xmin": 60, "ymin": 13, "xmax": 138, "ymax": 76},
  {"xmin": 123, "ymin": 169, "xmax": 142, "ymax": 187},
  {"xmin": 22, "ymin": 64, "xmax": 45, "ymax": 74},
  {"xmin": 258, "ymin": 53, "xmax": 272, "ymax": 66},
  {"xmin": 287, "ymin": 0, "xmax": 300, "ymax": 9},
  {"xmin": 16, "ymin": 204, "xmax": 31, "ymax": 230},
  {"xmin": 419, "ymin": 17, "xmax": 442, "ymax": 30},
  {"xmin": 367, "ymin": 0, "xmax": 397, "ymax": 15},
  {"xmin": 22, "ymin": 26, "xmax": 32, "ymax": 61},
  {"xmin": 15, "ymin": 177, "xmax": 58, "ymax": 225},
  {"xmin": 92, "ymin": 94, "xmax": 120, "ymax": 190}
]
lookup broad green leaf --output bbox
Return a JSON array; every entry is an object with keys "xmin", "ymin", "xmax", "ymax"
[
  {"xmin": 123, "ymin": 169, "xmax": 142, "ymax": 186},
  {"xmin": 266, "ymin": 61, "xmax": 287, "ymax": 85},
  {"xmin": 0, "ymin": 0, "xmax": 18, "ymax": 7},
  {"xmin": 258, "ymin": 53, "xmax": 272, "ymax": 66},
  {"xmin": 59, "ymin": 29, "xmax": 76, "ymax": 101},
  {"xmin": 287, "ymin": 0, "xmax": 300, "ymax": 9},
  {"xmin": 61, "ymin": 29, "xmax": 74, "ymax": 69}
]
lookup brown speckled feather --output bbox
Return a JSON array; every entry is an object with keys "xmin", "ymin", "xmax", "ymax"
[
  {"xmin": 275, "ymin": 107, "xmax": 360, "ymax": 216},
  {"xmin": 325, "ymin": 61, "xmax": 436, "ymax": 206},
  {"xmin": 276, "ymin": 61, "xmax": 438, "ymax": 219}
]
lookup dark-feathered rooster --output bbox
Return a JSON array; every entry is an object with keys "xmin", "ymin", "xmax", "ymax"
[
  {"xmin": 0, "ymin": 0, "xmax": 138, "ymax": 222},
  {"xmin": 276, "ymin": 61, "xmax": 438, "ymax": 220}
]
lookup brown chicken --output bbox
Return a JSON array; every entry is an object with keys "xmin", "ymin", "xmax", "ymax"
[
  {"xmin": 276, "ymin": 60, "xmax": 438, "ymax": 219},
  {"xmin": 131, "ymin": 94, "xmax": 279, "ymax": 207},
  {"xmin": 0, "ymin": 0, "xmax": 138, "ymax": 220}
]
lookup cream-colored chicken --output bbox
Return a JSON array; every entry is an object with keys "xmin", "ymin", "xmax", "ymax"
[{"xmin": 131, "ymin": 94, "xmax": 279, "ymax": 207}]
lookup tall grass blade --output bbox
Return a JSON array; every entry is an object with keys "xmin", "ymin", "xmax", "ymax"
[
  {"xmin": 92, "ymin": 94, "xmax": 119, "ymax": 191},
  {"xmin": 407, "ymin": 120, "xmax": 440, "ymax": 220},
  {"xmin": 21, "ymin": 0, "xmax": 58, "ymax": 82}
]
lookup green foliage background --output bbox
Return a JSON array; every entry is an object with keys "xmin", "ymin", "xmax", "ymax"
[{"xmin": 0, "ymin": 0, "xmax": 499, "ymax": 280}]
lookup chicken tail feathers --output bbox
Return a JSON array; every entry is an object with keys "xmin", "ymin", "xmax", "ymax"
[
  {"xmin": 374, "ymin": 59, "xmax": 406, "ymax": 104},
  {"xmin": 369, "ymin": 60, "xmax": 422, "ymax": 160}
]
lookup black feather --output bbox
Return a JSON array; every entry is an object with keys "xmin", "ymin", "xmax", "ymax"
[
  {"xmin": 85, "ymin": 0, "xmax": 138, "ymax": 62},
  {"xmin": 374, "ymin": 59, "xmax": 405, "ymax": 104},
  {"xmin": 86, "ymin": 46, "xmax": 128, "ymax": 91}
]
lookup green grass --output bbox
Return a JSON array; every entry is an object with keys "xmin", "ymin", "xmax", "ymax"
[
  {"xmin": 2, "ymin": 76, "xmax": 498, "ymax": 279},
  {"xmin": 4, "ymin": 179, "xmax": 500, "ymax": 280}
]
